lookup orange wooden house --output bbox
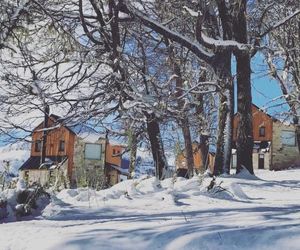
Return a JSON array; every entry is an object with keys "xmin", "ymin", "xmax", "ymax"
[
  {"xmin": 176, "ymin": 104, "xmax": 299, "ymax": 174},
  {"xmin": 19, "ymin": 114, "xmax": 128, "ymax": 187},
  {"xmin": 105, "ymin": 143, "xmax": 128, "ymax": 185},
  {"xmin": 232, "ymin": 104, "xmax": 299, "ymax": 170},
  {"xmin": 233, "ymin": 104, "xmax": 273, "ymax": 143},
  {"xmin": 175, "ymin": 142, "xmax": 215, "ymax": 176}
]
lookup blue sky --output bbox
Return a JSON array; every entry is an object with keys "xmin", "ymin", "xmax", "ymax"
[{"xmin": 234, "ymin": 52, "xmax": 288, "ymax": 117}]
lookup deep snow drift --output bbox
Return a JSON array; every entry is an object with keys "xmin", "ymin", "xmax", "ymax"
[{"xmin": 1, "ymin": 169, "xmax": 300, "ymax": 250}]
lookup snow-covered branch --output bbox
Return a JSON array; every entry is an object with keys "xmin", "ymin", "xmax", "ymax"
[
  {"xmin": 121, "ymin": 4, "xmax": 214, "ymax": 65},
  {"xmin": 260, "ymin": 9, "xmax": 300, "ymax": 38},
  {"xmin": 0, "ymin": 0, "xmax": 33, "ymax": 49}
]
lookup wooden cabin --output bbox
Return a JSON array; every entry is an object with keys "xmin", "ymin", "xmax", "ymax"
[
  {"xmin": 232, "ymin": 104, "xmax": 299, "ymax": 170},
  {"xmin": 19, "ymin": 115, "xmax": 76, "ymax": 187},
  {"xmin": 19, "ymin": 114, "xmax": 128, "ymax": 188}
]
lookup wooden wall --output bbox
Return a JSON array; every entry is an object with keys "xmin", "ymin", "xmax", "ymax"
[
  {"xmin": 233, "ymin": 105, "xmax": 273, "ymax": 142},
  {"xmin": 176, "ymin": 143, "xmax": 214, "ymax": 172},
  {"xmin": 271, "ymin": 121, "xmax": 300, "ymax": 170},
  {"xmin": 30, "ymin": 117, "xmax": 76, "ymax": 177},
  {"xmin": 105, "ymin": 144, "xmax": 123, "ymax": 166}
]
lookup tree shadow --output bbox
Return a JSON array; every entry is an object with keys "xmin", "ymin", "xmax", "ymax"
[{"xmin": 50, "ymin": 203, "xmax": 300, "ymax": 250}]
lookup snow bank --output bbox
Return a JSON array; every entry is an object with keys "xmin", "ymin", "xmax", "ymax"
[
  {"xmin": 234, "ymin": 166, "xmax": 260, "ymax": 180},
  {"xmin": 0, "ymin": 188, "xmax": 18, "ymax": 221},
  {"xmin": 2, "ymin": 169, "xmax": 300, "ymax": 250},
  {"xmin": 48, "ymin": 173, "xmax": 255, "ymax": 214},
  {"xmin": 0, "ymin": 182, "xmax": 51, "ymax": 222}
]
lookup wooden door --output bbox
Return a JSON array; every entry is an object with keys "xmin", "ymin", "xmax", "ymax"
[{"xmin": 258, "ymin": 154, "xmax": 264, "ymax": 169}]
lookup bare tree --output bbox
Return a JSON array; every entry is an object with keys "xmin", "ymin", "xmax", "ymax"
[{"xmin": 1, "ymin": 0, "xmax": 299, "ymax": 180}]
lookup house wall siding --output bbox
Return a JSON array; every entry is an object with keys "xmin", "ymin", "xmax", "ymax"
[
  {"xmin": 105, "ymin": 144, "xmax": 124, "ymax": 167},
  {"xmin": 20, "ymin": 158, "xmax": 69, "ymax": 188},
  {"xmin": 21, "ymin": 170, "xmax": 49, "ymax": 186},
  {"xmin": 31, "ymin": 118, "xmax": 73, "ymax": 157},
  {"xmin": 252, "ymin": 152, "xmax": 271, "ymax": 169},
  {"xmin": 176, "ymin": 143, "xmax": 214, "ymax": 173},
  {"xmin": 271, "ymin": 121, "xmax": 300, "ymax": 170},
  {"xmin": 30, "ymin": 117, "xmax": 76, "ymax": 179},
  {"xmin": 233, "ymin": 105, "xmax": 273, "ymax": 142},
  {"xmin": 72, "ymin": 138, "xmax": 106, "ymax": 186}
]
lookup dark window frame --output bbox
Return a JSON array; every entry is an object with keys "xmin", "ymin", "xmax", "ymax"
[
  {"xmin": 35, "ymin": 140, "xmax": 42, "ymax": 152},
  {"xmin": 59, "ymin": 140, "xmax": 65, "ymax": 152},
  {"xmin": 259, "ymin": 126, "xmax": 266, "ymax": 137}
]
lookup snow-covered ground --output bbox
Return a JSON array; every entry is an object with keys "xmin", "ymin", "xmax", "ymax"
[{"xmin": 1, "ymin": 169, "xmax": 300, "ymax": 250}]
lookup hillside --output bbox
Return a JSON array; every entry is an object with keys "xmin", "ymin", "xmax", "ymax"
[{"xmin": 0, "ymin": 142, "xmax": 30, "ymax": 176}]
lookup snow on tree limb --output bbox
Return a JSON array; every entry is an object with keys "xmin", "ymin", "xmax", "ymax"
[
  {"xmin": 0, "ymin": 0, "xmax": 33, "ymax": 49},
  {"xmin": 183, "ymin": 6, "xmax": 200, "ymax": 17},
  {"xmin": 122, "ymin": 3, "xmax": 250, "ymax": 67},
  {"xmin": 200, "ymin": 33, "xmax": 250, "ymax": 51},
  {"xmin": 123, "ymin": 4, "xmax": 214, "ymax": 64},
  {"xmin": 259, "ymin": 9, "xmax": 300, "ymax": 38}
]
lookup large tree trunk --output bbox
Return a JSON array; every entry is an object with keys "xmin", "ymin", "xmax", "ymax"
[
  {"xmin": 293, "ymin": 117, "xmax": 300, "ymax": 153},
  {"xmin": 181, "ymin": 119, "xmax": 194, "ymax": 177},
  {"xmin": 173, "ymin": 60, "xmax": 194, "ymax": 178},
  {"xmin": 213, "ymin": 93, "xmax": 228, "ymax": 175},
  {"xmin": 224, "ymin": 82, "xmax": 234, "ymax": 174},
  {"xmin": 296, "ymin": 125, "xmax": 300, "ymax": 153},
  {"xmin": 145, "ymin": 112, "xmax": 168, "ymax": 180},
  {"xmin": 200, "ymin": 134, "xmax": 209, "ymax": 170},
  {"xmin": 196, "ymin": 72, "xmax": 209, "ymax": 171},
  {"xmin": 233, "ymin": 0, "xmax": 254, "ymax": 174},
  {"xmin": 233, "ymin": 0, "xmax": 253, "ymax": 174},
  {"xmin": 235, "ymin": 52, "xmax": 253, "ymax": 174},
  {"xmin": 213, "ymin": 52, "xmax": 232, "ymax": 176},
  {"xmin": 128, "ymin": 131, "xmax": 137, "ymax": 179}
]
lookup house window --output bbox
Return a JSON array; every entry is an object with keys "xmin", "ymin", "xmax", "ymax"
[
  {"xmin": 281, "ymin": 130, "xmax": 296, "ymax": 146},
  {"xmin": 59, "ymin": 140, "xmax": 65, "ymax": 152},
  {"xmin": 85, "ymin": 143, "xmax": 102, "ymax": 160},
  {"xmin": 35, "ymin": 140, "xmax": 42, "ymax": 152},
  {"xmin": 259, "ymin": 126, "xmax": 265, "ymax": 137},
  {"xmin": 24, "ymin": 171, "xmax": 29, "ymax": 181}
]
